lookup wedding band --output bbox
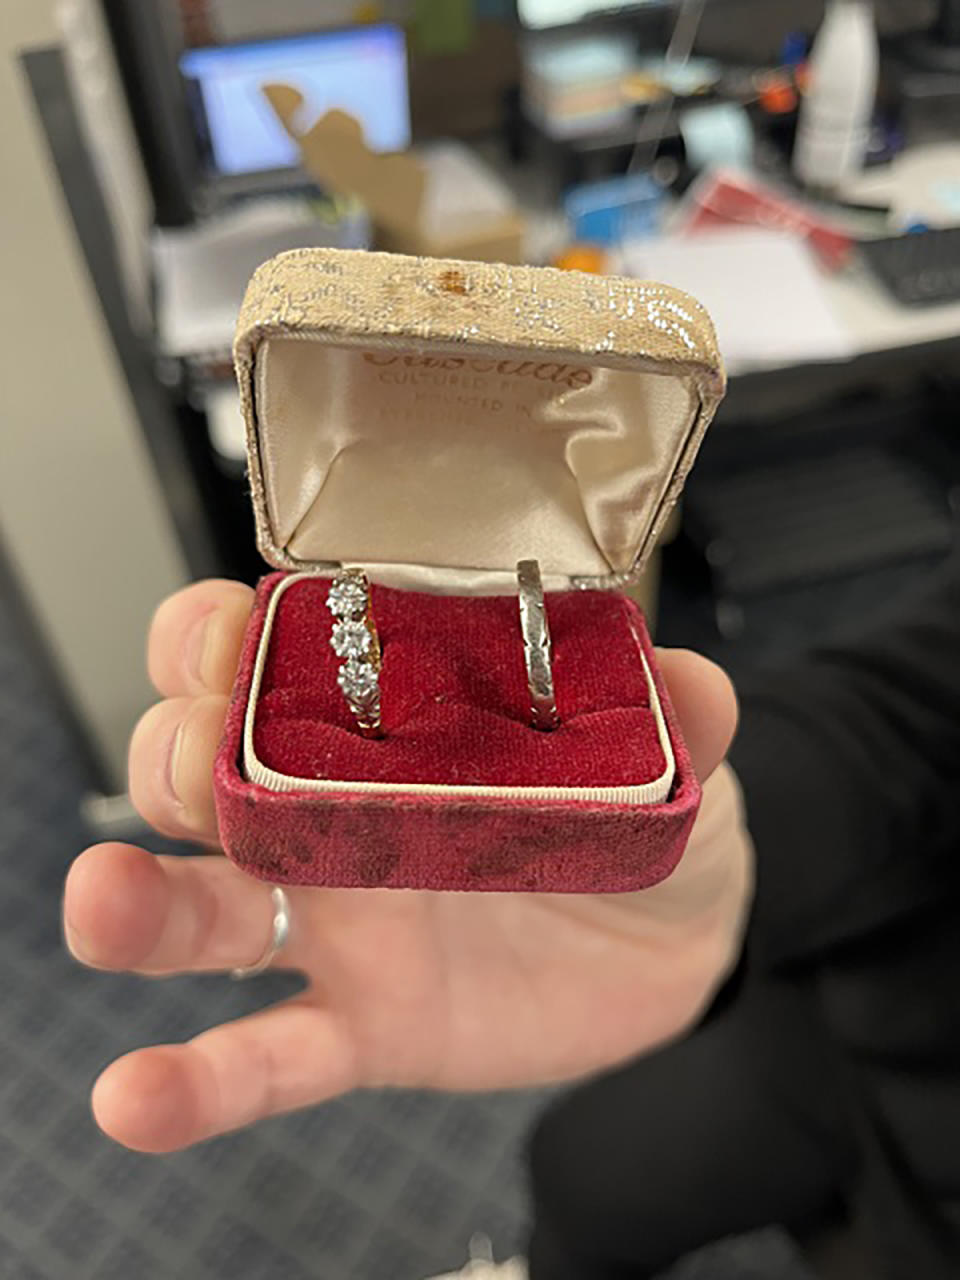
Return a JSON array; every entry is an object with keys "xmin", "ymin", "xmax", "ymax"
[
  {"xmin": 231, "ymin": 887, "xmax": 291, "ymax": 980},
  {"xmin": 327, "ymin": 568, "xmax": 383, "ymax": 738},
  {"xmin": 517, "ymin": 559, "xmax": 560, "ymax": 732}
]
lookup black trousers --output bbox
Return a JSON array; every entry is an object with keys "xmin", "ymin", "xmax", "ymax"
[{"xmin": 527, "ymin": 975, "xmax": 860, "ymax": 1280}]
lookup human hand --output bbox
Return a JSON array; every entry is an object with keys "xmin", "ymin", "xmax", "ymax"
[{"xmin": 63, "ymin": 580, "xmax": 751, "ymax": 1153}]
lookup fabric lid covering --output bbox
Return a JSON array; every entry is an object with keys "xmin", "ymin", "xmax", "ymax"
[{"xmin": 234, "ymin": 248, "xmax": 725, "ymax": 592}]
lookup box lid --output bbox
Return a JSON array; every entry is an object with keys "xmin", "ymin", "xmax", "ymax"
[{"xmin": 234, "ymin": 247, "xmax": 725, "ymax": 592}]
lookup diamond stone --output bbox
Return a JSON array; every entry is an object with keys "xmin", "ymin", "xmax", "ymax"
[
  {"xmin": 337, "ymin": 659, "xmax": 379, "ymax": 704},
  {"xmin": 327, "ymin": 576, "xmax": 367, "ymax": 618},
  {"xmin": 331, "ymin": 620, "xmax": 371, "ymax": 659}
]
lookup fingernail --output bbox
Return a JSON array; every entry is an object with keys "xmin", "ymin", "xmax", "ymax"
[
  {"xmin": 184, "ymin": 611, "xmax": 214, "ymax": 692},
  {"xmin": 64, "ymin": 920, "xmax": 94, "ymax": 967},
  {"xmin": 164, "ymin": 718, "xmax": 187, "ymax": 812}
]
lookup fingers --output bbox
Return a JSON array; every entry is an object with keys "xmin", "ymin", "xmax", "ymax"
[
  {"xmin": 92, "ymin": 1000, "xmax": 356, "ymax": 1153},
  {"xmin": 656, "ymin": 649, "xmax": 738, "ymax": 783},
  {"xmin": 67, "ymin": 846, "xmax": 356, "ymax": 1154},
  {"xmin": 136, "ymin": 578, "xmax": 251, "ymax": 842},
  {"xmin": 149, "ymin": 580, "xmax": 254, "ymax": 699},
  {"xmin": 128, "ymin": 694, "xmax": 227, "ymax": 843},
  {"xmin": 63, "ymin": 844, "xmax": 305, "ymax": 976},
  {"xmin": 67, "ymin": 847, "xmax": 357, "ymax": 1152}
]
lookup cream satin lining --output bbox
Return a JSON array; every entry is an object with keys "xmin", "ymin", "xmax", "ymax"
[
  {"xmin": 255, "ymin": 336, "xmax": 696, "ymax": 589},
  {"xmin": 242, "ymin": 573, "xmax": 676, "ymax": 804}
]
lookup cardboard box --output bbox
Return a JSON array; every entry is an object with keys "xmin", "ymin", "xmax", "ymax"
[{"xmin": 262, "ymin": 87, "xmax": 526, "ymax": 263}]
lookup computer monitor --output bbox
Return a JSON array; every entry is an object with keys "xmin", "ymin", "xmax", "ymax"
[
  {"xmin": 517, "ymin": 0, "xmax": 667, "ymax": 31},
  {"xmin": 179, "ymin": 24, "xmax": 411, "ymax": 179}
]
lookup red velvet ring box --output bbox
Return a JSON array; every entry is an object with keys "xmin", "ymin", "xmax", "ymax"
[{"xmin": 214, "ymin": 248, "xmax": 725, "ymax": 893}]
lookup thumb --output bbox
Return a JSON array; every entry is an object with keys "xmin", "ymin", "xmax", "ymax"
[{"xmin": 656, "ymin": 649, "xmax": 738, "ymax": 783}]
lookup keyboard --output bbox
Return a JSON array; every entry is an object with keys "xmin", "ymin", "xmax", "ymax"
[{"xmin": 860, "ymin": 227, "xmax": 960, "ymax": 307}]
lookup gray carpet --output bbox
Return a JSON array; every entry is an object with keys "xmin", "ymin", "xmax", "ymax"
[{"xmin": 0, "ymin": 599, "xmax": 543, "ymax": 1279}]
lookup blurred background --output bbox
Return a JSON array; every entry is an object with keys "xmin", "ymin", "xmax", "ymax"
[{"xmin": 1, "ymin": 0, "xmax": 959, "ymax": 1276}]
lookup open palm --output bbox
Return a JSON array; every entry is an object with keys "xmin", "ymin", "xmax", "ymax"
[{"xmin": 63, "ymin": 581, "xmax": 750, "ymax": 1154}]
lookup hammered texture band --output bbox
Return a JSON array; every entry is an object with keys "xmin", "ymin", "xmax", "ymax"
[
  {"xmin": 517, "ymin": 559, "xmax": 560, "ymax": 732},
  {"xmin": 327, "ymin": 569, "xmax": 383, "ymax": 738}
]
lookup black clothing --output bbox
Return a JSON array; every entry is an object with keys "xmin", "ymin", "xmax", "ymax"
[
  {"xmin": 529, "ymin": 976, "xmax": 858, "ymax": 1279},
  {"xmin": 530, "ymin": 559, "xmax": 960, "ymax": 1278}
]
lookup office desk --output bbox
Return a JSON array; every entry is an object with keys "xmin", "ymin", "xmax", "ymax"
[
  {"xmin": 201, "ymin": 233, "xmax": 960, "ymax": 467},
  {"xmin": 724, "ymin": 263, "xmax": 960, "ymax": 426},
  {"xmin": 826, "ymin": 262, "xmax": 960, "ymax": 354}
]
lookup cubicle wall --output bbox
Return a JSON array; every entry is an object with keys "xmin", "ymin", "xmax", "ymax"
[{"xmin": 1, "ymin": 0, "xmax": 189, "ymax": 793}]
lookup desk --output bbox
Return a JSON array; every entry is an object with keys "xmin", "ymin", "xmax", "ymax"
[
  {"xmin": 826, "ymin": 260, "xmax": 960, "ymax": 356},
  {"xmin": 722, "ymin": 264, "xmax": 960, "ymax": 426},
  {"xmin": 202, "ymin": 227, "xmax": 960, "ymax": 466}
]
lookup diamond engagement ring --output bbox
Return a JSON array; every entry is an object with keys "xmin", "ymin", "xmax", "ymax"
[
  {"xmin": 327, "ymin": 568, "xmax": 383, "ymax": 738},
  {"xmin": 517, "ymin": 559, "xmax": 560, "ymax": 732}
]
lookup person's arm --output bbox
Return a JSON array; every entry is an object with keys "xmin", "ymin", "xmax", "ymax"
[{"xmin": 731, "ymin": 559, "xmax": 960, "ymax": 969}]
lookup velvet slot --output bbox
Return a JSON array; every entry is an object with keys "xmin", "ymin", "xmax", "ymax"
[
  {"xmin": 251, "ymin": 577, "xmax": 667, "ymax": 788},
  {"xmin": 214, "ymin": 573, "xmax": 702, "ymax": 893}
]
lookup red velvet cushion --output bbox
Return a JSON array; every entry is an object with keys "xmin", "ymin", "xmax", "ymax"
[{"xmin": 252, "ymin": 578, "xmax": 667, "ymax": 789}]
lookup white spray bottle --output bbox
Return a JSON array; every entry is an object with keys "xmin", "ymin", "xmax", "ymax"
[{"xmin": 794, "ymin": 0, "xmax": 879, "ymax": 191}]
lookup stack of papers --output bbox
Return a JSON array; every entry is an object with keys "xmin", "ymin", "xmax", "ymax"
[
  {"xmin": 418, "ymin": 142, "xmax": 517, "ymax": 238},
  {"xmin": 152, "ymin": 198, "xmax": 369, "ymax": 358},
  {"xmin": 618, "ymin": 228, "xmax": 855, "ymax": 375}
]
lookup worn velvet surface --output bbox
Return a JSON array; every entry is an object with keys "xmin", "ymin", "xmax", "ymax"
[{"xmin": 214, "ymin": 574, "xmax": 701, "ymax": 893}]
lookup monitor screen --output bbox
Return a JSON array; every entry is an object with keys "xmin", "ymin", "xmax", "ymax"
[
  {"xmin": 517, "ymin": 0, "xmax": 665, "ymax": 29},
  {"xmin": 180, "ymin": 25, "xmax": 410, "ymax": 178}
]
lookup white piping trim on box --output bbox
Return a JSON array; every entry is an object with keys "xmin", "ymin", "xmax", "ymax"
[{"xmin": 242, "ymin": 573, "xmax": 676, "ymax": 805}]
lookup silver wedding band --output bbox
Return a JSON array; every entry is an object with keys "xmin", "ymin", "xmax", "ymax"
[
  {"xmin": 517, "ymin": 559, "xmax": 560, "ymax": 732},
  {"xmin": 231, "ymin": 887, "xmax": 291, "ymax": 980}
]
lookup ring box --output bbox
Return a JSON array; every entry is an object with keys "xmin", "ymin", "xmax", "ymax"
[{"xmin": 214, "ymin": 248, "xmax": 724, "ymax": 893}]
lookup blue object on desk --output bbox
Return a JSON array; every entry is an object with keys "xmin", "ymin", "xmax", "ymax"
[
  {"xmin": 781, "ymin": 31, "xmax": 809, "ymax": 67},
  {"xmin": 564, "ymin": 173, "xmax": 663, "ymax": 246}
]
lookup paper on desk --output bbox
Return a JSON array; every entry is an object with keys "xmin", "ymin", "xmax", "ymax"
[
  {"xmin": 418, "ymin": 142, "xmax": 516, "ymax": 238},
  {"xmin": 152, "ymin": 199, "xmax": 368, "ymax": 357},
  {"xmin": 619, "ymin": 229, "xmax": 855, "ymax": 375},
  {"xmin": 839, "ymin": 142, "xmax": 960, "ymax": 229}
]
